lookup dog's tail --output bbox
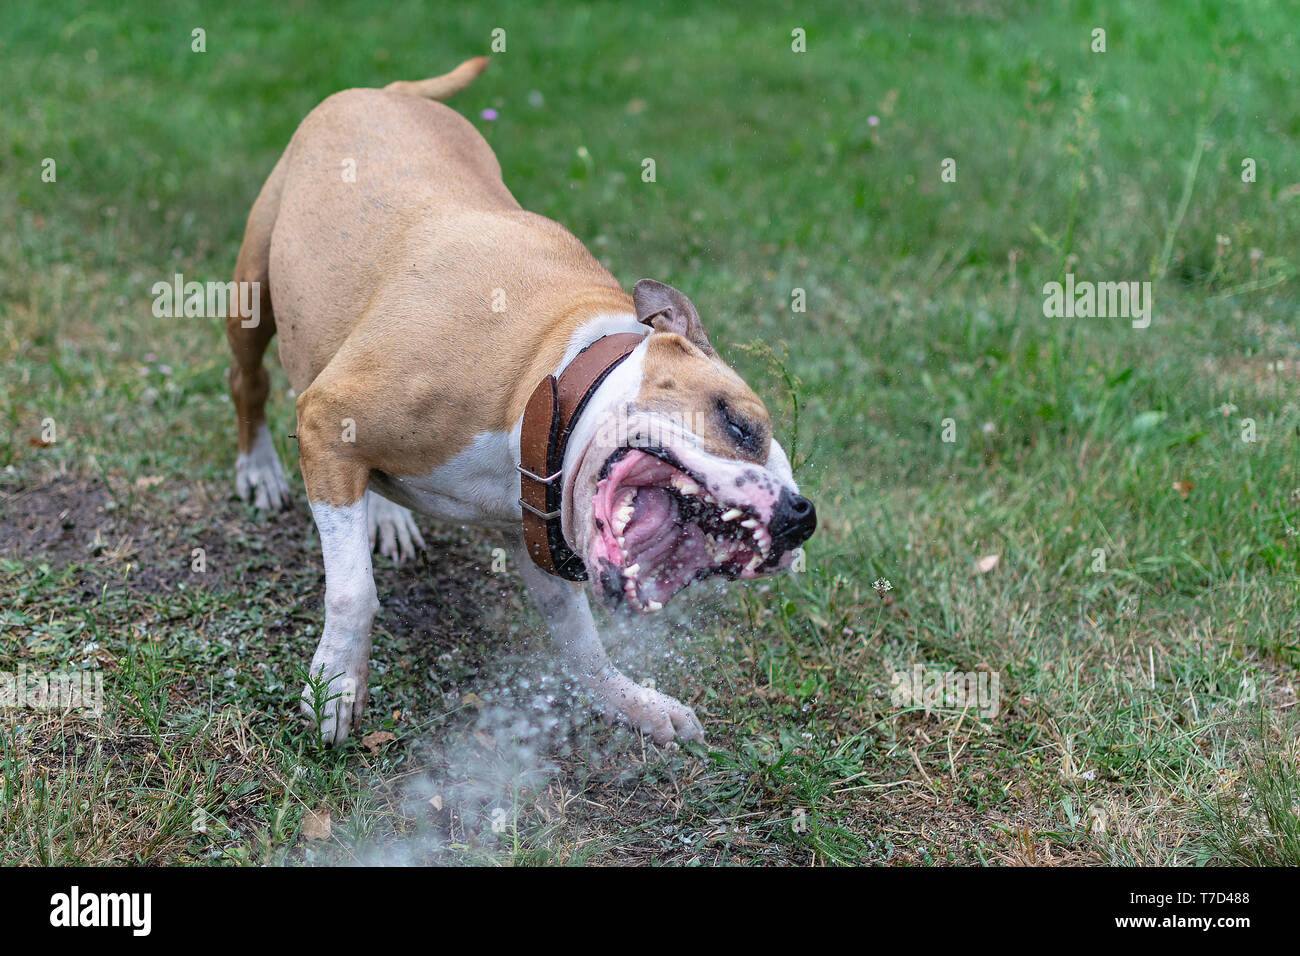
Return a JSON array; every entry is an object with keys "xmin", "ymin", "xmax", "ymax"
[{"xmin": 384, "ymin": 56, "xmax": 489, "ymax": 101}]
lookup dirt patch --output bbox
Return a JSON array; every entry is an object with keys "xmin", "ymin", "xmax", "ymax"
[
  {"xmin": 0, "ymin": 474, "xmax": 507, "ymax": 596},
  {"xmin": 1, "ymin": 475, "xmax": 312, "ymax": 590},
  {"xmin": 0, "ymin": 473, "xmax": 517, "ymax": 705}
]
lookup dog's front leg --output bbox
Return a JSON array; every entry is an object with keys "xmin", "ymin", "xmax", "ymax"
[
  {"xmin": 514, "ymin": 539, "xmax": 704, "ymax": 744},
  {"xmin": 300, "ymin": 498, "xmax": 379, "ymax": 744},
  {"xmin": 293, "ymin": 385, "xmax": 378, "ymax": 745}
]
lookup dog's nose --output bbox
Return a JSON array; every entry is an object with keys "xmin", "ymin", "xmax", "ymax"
[{"xmin": 770, "ymin": 488, "xmax": 816, "ymax": 553}]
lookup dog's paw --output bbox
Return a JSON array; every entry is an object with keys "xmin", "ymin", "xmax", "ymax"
[
  {"xmin": 594, "ymin": 676, "xmax": 705, "ymax": 745},
  {"xmin": 366, "ymin": 492, "xmax": 426, "ymax": 565},
  {"xmin": 235, "ymin": 424, "xmax": 292, "ymax": 511},
  {"xmin": 300, "ymin": 652, "xmax": 369, "ymax": 746}
]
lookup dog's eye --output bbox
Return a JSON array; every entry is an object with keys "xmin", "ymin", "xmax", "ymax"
[{"xmin": 717, "ymin": 401, "xmax": 763, "ymax": 455}]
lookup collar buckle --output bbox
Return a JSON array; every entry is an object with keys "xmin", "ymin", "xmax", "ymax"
[{"xmin": 517, "ymin": 464, "xmax": 563, "ymax": 520}]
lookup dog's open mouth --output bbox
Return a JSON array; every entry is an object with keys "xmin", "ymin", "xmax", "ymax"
[{"xmin": 590, "ymin": 447, "xmax": 776, "ymax": 612}]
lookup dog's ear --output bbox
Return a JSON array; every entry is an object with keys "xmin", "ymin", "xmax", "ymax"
[{"xmin": 633, "ymin": 279, "xmax": 715, "ymax": 355}]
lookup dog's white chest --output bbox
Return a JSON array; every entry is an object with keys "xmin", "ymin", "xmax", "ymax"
[{"xmin": 370, "ymin": 428, "xmax": 521, "ymax": 528}]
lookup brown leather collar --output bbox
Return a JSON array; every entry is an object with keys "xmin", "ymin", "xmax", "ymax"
[{"xmin": 519, "ymin": 332, "xmax": 645, "ymax": 579}]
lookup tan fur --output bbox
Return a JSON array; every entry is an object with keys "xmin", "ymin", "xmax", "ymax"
[
  {"xmin": 226, "ymin": 150, "xmax": 288, "ymax": 453},
  {"xmin": 227, "ymin": 59, "xmax": 638, "ymax": 507},
  {"xmin": 383, "ymin": 56, "xmax": 488, "ymax": 100},
  {"xmin": 636, "ymin": 333, "xmax": 772, "ymax": 463}
]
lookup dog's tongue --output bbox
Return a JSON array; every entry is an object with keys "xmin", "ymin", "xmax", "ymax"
[
  {"xmin": 623, "ymin": 487, "xmax": 716, "ymax": 605},
  {"xmin": 640, "ymin": 526, "xmax": 710, "ymax": 606},
  {"xmin": 624, "ymin": 488, "xmax": 677, "ymax": 564}
]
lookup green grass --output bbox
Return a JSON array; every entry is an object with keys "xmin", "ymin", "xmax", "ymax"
[{"xmin": 2, "ymin": 0, "xmax": 1298, "ymax": 865}]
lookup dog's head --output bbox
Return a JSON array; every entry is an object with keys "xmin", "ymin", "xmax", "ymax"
[{"xmin": 561, "ymin": 279, "xmax": 816, "ymax": 612}]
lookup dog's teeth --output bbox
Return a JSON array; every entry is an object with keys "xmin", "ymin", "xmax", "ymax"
[
  {"xmin": 672, "ymin": 475, "xmax": 700, "ymax": 496},
  {"xmin": 744, "ymin": 554, "xmax": 763, "ymax": 574},
  {"xmin": 623, "ymin": 563, "xmax": 640, "ymax": 578},
  {"xmin": 754, "ymin": 527, "xmax": 771, "ymax": 557},
  {"xmin": 645, "ymin": 599, "xmax": 663, "ymax": 612},
  {"xmin": 721, "ymin": 508, "xmax": 742, "ymax": 522},
  {"xmin": 614, "ymin": 502, "xmax": 635, "ymax": 534},
  {"xmin": 741, "ymin": 518, "xmax": 758, "ymax": 529}
]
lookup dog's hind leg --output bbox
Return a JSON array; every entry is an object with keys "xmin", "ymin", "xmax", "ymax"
[
  {"xmin": 228, "ymin": 151, "xmax": 292, "ymax": 510},
  {"xmin": 514, "ymin": 537, "xmax": 704, "ymax": 745}
]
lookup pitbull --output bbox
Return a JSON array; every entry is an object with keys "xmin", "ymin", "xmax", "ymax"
[{"xmin": 224, "ymin": 57, "xmax": 816, "ymax": 746}]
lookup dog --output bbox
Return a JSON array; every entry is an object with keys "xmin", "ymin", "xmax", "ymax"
[{"xmin": 225, "ymin": 57, "xmax": 816, "ymax": 746}]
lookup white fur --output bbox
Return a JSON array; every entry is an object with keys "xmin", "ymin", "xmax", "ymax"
[
  {"xmin": 557, "ymin": 312, "xmax": 645, "ymax": 368},
  {"xmin": 766, "ymin": 438, "xmax": 797, "ymax": 492},
  {"xmin": 302, "ymin": 499, "xmax": 379, "ymax": 745},
  {"xmin": 375, "ymin": 429, "xmax": 520, "ymax": 526},
  {"xmin": 235, "ymin": 423, "xmax": 291, "ymax": 510},
  {"xmin": 512, "ymin": 538, "xmax": 703, "ymax": 744},
  {"xmin": 366, "ymin": 489, "xmax": 426, "ymax": 564}
]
